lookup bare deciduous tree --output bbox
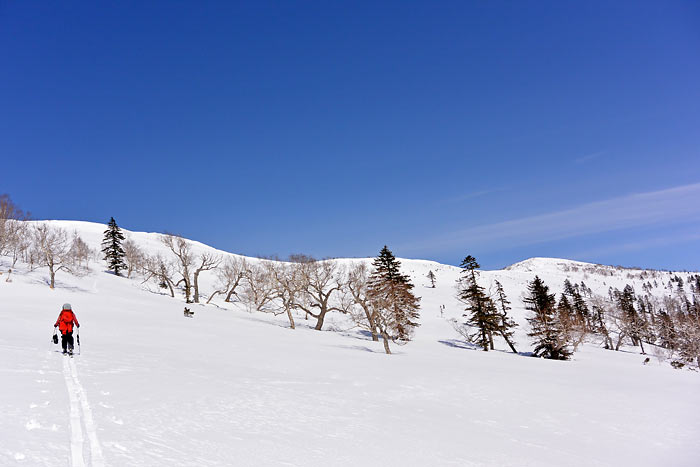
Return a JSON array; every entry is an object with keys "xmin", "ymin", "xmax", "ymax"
[
  {"xmin": 9, "ymin": 222, "xmax": 30, "ymax": 268},
  {"xmin": 346, "ymin": 262, "xmax": 379, "ymax": 341},
  {"xmin": 676, "ymin": 310, "xmax": 700, "ymax": 368},
  {"xmin": 292, "ymin": 259, "xmax": 345, "ymax": 331},
  {"xmin": 32, "ymin": 224, "xmax": 73, "ymax": 289},
  {"xmin": 270, "ymin": 262, "xmax": 303, "ymax": 329},
  {"xmin": 70, "ymin": 231, "xmax": 91, "ymax": 272},
  {"xmin": 161, "ymin": 234, "xmax": 195, "ymax": 302},
  {"xmin": 0, "ymin": 194, "xmax": 29, "ymax": 260},
  {"xmin": 240, "ymin": 262, "xmax": 277, "ymax": 312},
  {"xmin": 122, "ymin": 238, "xmax": 144, "ymax": 278},
  {"xmin": 206, "ymin": 256, "xmax": 247, "ymax": 304},
  {"xmin": 142, "ymin": 254, "xmax": 177, "ymax": 298},
  {"xmin": 192, "ymin": 253, "xmax": 221, "ymax": 303}
]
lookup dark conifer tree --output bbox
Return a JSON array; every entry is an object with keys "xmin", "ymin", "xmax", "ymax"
[
  {"xmin": 367, "ymin": 246, "xmax": 421, "ymax": 354},
  {"xmin": 616, "ymin": 284, "xmax": 648, "ymax": 353},
  {"xmin": 427, "ymin": 270, "xmax": 436, "ymax": 288},
  {"xmin": 102, "ymin": 217, "xmax": 126, "ymax": 276},
  {"xmin": 457, "ymin": 255, "xmax": 501, "ymax": 351},
  {"xmin": 525, "ymin": 276, "xmax": 572, "ymax": 360},
  {"xmin": 571, "ymin": 290, "xmax": 591, "ymax": 330},
  {"xmin": 557, "ymin": 294, "xmax": 573, "ymax": 318}
]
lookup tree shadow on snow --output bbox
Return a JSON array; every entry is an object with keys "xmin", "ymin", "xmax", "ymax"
[
  {"xmin": 334, "ymin": 344, "xmax": 386, "ymax": 354},
  {"xmin": 29, "ymin": 276, "xmax": 92, "ymax": 293},
  {"xmin": 439, "ymin": 339, "xmax": 481, "ymax": 351},
  {"xmin": 439, "ymin": 339, "xmax": 532, "ymax": 358}
]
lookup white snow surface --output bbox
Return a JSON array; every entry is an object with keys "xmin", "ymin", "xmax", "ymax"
[{"xmin": 1, "ymin": 220, "xmax": 699, "ymax": 466}]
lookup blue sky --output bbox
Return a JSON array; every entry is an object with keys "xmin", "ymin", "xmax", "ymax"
[{"xmin": 2, "ymin": 1, "xmax": 699, "ymax": 270}]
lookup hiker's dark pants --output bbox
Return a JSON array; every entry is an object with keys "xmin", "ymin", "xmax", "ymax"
[{"xmin": 61, "ymin": 331, "xmax": 74, "ymax": 352}]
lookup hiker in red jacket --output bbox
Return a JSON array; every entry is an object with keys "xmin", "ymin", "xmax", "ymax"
[{"xmin": 54, "ymin": 303, "xmax": 80, "ymax": 355}]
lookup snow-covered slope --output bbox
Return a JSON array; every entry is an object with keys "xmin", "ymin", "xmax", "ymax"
[{"xmin": 1, "ymin": 221, "xmax": 699, "ymax": 466}]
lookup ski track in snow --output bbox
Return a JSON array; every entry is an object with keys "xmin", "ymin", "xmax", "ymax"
[{"xmin": 63, "ymin": 357, "xmax": 105, "ymax": 467}]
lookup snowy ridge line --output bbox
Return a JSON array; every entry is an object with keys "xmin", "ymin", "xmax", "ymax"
[
  {"xmin": 63, "ymin": 357, "xmax": 85, "ymax": 467},
  {"xmin": 70, "ymin": 359, "xmax": 105, "ymax": 467}
]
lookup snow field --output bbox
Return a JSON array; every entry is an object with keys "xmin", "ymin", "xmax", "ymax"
[{"xmin": 1, "ymin": 221, "xmax": 699, "ymax": 466}]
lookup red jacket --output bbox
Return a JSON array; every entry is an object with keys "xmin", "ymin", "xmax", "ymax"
[{"xmin": 55, "ymin": 310, "xmax": 79, "ymax": 334}]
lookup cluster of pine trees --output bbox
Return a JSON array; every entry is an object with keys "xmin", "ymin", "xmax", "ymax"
[{"xmin": 455, "ymin": 256, "xmax": 518, "ymax": 353}]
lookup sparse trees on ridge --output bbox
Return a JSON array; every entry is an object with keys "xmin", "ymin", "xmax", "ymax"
[{"xmin": 5, "ymin": 196, "xmax": 700, "ymax": 369}]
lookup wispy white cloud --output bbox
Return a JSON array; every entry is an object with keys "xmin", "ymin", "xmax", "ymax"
[
  {"xmin": 574, "ymin": 151, "xmax": 605, "ymax": 164},
  {"xmin": 403, "ymin": 182, "xmax": 700, "ymax": 254},
  {"xmin": 438, "ymin": 187, "xmax": 507, "ymax": 205},
  {"xmin": 570, "ymin": 230, "xmax": 700, "ymax": 259}
]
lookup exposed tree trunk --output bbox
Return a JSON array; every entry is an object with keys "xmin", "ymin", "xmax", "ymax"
[
  {"xmin": 224, "ymin": 275, "xmax": 244, "ymax": 302},
  {"xmin": 193, "ymin": 270, "xmax": 201, "ymax": 303},
  {"xmin": 206, "ymin": 290, "xmax": 222, "ymax": 305},
  {"xmin": 184, "ymin": 280, "xmax": 191, "ymax": 303},
  {"xmin": 488, "ymin": 331, "xmax": 495, "ymax": 350},
  {"xmin": 286, "ymin": 309, "xmax": 296, "ymax": 329},
  {"xmin": 639, "ymin": 339, "xmax": 646, "ymax": 355},
  {"xmin": 165, "ymin": 278, "xmax": 175, "ymax": 298},
  {"xmin": 363, "ymin": 307, "xmax": 379, "ymax": 341},
  {"xmin": 615, "ymin": 333, "xmax": 625, "ymax": 351},
  {"xmin": 381, "ymin": 331, "xmax": 392, "ymax": 354},
  {"xmin": 500, "ymin": 331, "xmax": 518, "ymax": 353},
  {"xmin": 314, "ymin": 310, "xmax": 326, "ymax": 331}
]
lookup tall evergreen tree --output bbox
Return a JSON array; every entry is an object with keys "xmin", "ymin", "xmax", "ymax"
[
  {"xmin": 367, "ymin": 246, "xmax": 421, "ymax": 354},
  {"xmin": 525, "ymin": 276, "xmax": 572, "ymax": 360},
  {"xmin": 456, "ymin": 255, "xmax": 501, "ymax": 351},
  {"xmin": 564, "ymin": 278, "xmax": 590, "ymax": 328},
  {"xmin": 102, "ymin": 217, "xmax": 126, "ymax": 276},
  {"xmin": 493, "ymin": 280, "xmax": 518, "ymax": 353}
]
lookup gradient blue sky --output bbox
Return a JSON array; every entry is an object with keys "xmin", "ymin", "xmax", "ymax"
[{"xmin": 2, "ymin": 1, "xmax": 699, "ymax": 270}]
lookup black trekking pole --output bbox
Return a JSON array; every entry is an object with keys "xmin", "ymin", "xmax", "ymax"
[{"xmin": 76, "ymin": 327, "xmax": 81, "ymax": 355}]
